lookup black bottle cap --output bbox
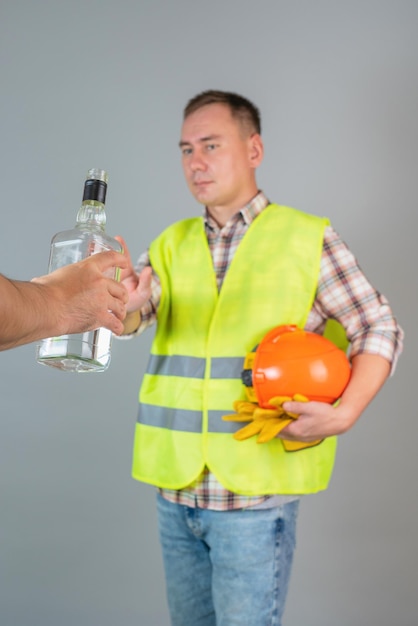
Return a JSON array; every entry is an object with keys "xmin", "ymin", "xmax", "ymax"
[{"xmin": 82, "ymin": 179, "xmax": 107, "ymax": 204}]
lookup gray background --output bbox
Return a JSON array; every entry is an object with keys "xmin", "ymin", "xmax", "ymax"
[{"xmin": 0, "ymin": 1, "xmax": 416, "ymax": 624}]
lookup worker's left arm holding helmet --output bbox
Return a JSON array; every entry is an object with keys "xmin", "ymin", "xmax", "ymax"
[
  {"xmin": 280, "ymin": 228, "xmax": 404, "ymax": 444},
  {"xmin": 280, "ymin": 353, "xmax": 391, "ymax": 442}
]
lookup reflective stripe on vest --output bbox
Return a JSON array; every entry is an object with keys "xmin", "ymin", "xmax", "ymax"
[
  {"xmin": 137, "ymin": 403, "xmax": 242, "ymax": 434},
  {"xmin": 146, "ymin": 354, "xmax": 243, "ymax": 379}
]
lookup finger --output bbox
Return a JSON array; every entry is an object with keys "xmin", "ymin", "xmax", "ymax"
[
  {"xmin": 133, "ymin": 266, "xmax": 152, "ymax": 305},
  {"xmin": 113, "ymin": 236, "xmax": 135, "ymax": 270},
  {"xmin": 99, "ymin": 311, "xmax": 125, "ymax": 335},
  {"xmin": 138, "ymin": 266, "xmax": 152, "ymax": 291},
  {"xmin": 101, "ymin": 250, "xmax": 129, "ymax": 269},
  {"xmin": 103, "ymin": 280, "xmax": 129, "ymax": 322},
  {"xmin": 268, "ymin": 396, "xmax": 292, "ymax": 408},
  {"xmin": 222, "ymin": 413, "xmax": 253, "ymax": 422},
  {"xmin": 282, "ymin": 401, "xmax": 309, "ymax": 418},
  {"xmin": 114, "ymin": 235, "xmax": 128, "ymax": 255},
  {"xmin": 233, "ymin": 400, "xmax": 257, "ymax": 414},
  {"xmin": 106, "ymin": 296, "xmax": 127, "ymax": 322},
  {"xmin": 233, "ymin": 421, "xmax": 264, "ymax": 441},
  {"xmin": 113, "ymin": 236, "xmax": 136, "ymax": 278},
  {"xmin": 107, "ymin": 279, "xmax": 129, "ymax": 304},
  {"xmin": 282, "ymin": 395, "xmax": 310, "ymax": 418},
  {"xmin": 253, "ymin": 407, "xmax": 282, "ymax": 420},
  {"xmin": 86, "ymin": 250, "xmax": 129, "ymax": 277},
  {"xmin": 106, "ymin": 282, "xmax": 129, "ymax": 319},
  {"xmin": 293, "ymin": 393, "xmax": 309, "ymax": 402}
]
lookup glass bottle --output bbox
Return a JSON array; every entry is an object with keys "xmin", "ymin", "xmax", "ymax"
[{"xmin": 36, "ymin": 168, "xmax": 122, "ymax": 372}]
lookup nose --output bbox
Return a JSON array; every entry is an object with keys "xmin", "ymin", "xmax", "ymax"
[{"xmin": 189, "ymin": 150, "xmax": 207, "ymax": 172}]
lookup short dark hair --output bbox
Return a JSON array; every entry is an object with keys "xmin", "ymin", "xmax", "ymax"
[{"xmin": 183, "ymin": 90, "xmax": 261, "ymax": 136}]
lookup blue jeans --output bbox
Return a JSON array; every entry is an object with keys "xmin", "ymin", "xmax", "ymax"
[{"xmin": 156, "ymin": 494, "xmax": 300, "ymax": 626}]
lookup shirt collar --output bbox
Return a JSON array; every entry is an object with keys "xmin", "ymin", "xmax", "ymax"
[{"xmin": 204, "ymin": 191, "xmax": 270, "ymax": 230}]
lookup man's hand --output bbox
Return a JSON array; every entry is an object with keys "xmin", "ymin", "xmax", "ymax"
[
  {"xmin": 223, "ymin": 394, "xmax": 323, "ymax": 450},
  {"xmin": 32, "ymin": 250, "xmax": 129, "ymax": 336},
  {"xmin": 278, "ymin": 400, "xmax": 351, "ymax": 442},
  {"xmin": 114, "ymin": 236, "xmax": 153, "ymax": 334}
]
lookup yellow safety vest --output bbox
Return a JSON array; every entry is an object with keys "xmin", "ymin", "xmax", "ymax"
[{"xmin": 132, "ymin": 204, "xmax": 339, "ymax": 495}]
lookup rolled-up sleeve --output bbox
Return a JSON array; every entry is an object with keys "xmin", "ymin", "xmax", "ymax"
[{"xmin": 307, "ymin": 227, "xmax": 404, "ymax": 373}]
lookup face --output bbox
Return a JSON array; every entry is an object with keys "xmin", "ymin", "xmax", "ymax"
[{"xmin": 179, "ymin": 103, "xmax": 263, "ymax": 221}]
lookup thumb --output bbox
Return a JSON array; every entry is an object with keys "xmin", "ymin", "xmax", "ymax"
[
  {"xmin": 114, "ymin": 234, "xmax": 125, "ymax": 250},
  {"xmin": 114, "ymin": 236, "xmax": 134, "ymax": 266},
  {"xmin": 282, "ymin": 394, "xmax": 309, "ymax": 418}
]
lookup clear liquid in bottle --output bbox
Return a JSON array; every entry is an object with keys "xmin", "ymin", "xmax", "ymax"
[{"xmin": 36, "ymin": 169, "xmax": 122, "ymax": 372}]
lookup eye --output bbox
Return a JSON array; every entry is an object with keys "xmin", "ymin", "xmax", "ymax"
[
  {"xmin": 181, "ymin": 147, "xmax": 193, "ymax": 156},
  {"xmin": 205, "ymin": 144, "xmax": 217, "ymax": 152}
]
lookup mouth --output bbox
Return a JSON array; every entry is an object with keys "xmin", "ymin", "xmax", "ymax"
[{"xmin": 193, "ymin": 180, "xmax": 213, "ymax": 187}]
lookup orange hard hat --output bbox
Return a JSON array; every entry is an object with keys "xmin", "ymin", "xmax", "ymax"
[{"xmin": 242, "ymin": 325, "xmax": 351, "ymax": 408}]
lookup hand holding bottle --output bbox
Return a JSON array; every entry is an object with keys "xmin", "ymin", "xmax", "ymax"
[
  {"xmin": 37, "ymin": 168, "xmax": 127, "ymax": 372},
  {"xmin": 32, "ymin": 250, "xmax": 129, "ymax": 336}
]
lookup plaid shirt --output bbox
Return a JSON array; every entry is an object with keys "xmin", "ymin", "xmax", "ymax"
[{"xmin": 129, "ymin": 191, "xmax": 404, "ymax": 511}]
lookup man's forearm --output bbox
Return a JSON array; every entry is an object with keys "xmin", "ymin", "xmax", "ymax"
[
  {"xmin": 335, "ymin": 352, "xmax": 391, "ymax": 431},
  {"xmin": 0, "ymin": 275, "xmax": 57, "ymax": 350},
  {"xmin": 280, "ymin": 352, "xmax": 392, "ymax": 442}
]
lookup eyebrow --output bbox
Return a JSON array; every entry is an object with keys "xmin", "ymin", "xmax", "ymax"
[{"xmin": 179, "ymin": 134, "xmax": 223, "ymax": 148}]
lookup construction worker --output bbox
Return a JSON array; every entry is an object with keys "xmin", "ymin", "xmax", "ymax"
[{"xmin": 117, "ymin": 90, "xmax": 403, "ymax": 626}]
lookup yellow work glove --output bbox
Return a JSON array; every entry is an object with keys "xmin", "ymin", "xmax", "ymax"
[{"xmin": 223, "ymin": 394, "xmax": 322, "ymax": 450}]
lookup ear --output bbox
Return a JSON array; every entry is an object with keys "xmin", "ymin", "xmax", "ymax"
[{"xmin": 248, "ymin": 133, "xmax": 264, "ymax": 169}]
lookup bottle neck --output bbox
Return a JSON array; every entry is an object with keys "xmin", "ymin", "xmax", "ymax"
[
  {"xmin": 76, "ymin": 200, "xmax": 107, "ymax": 231},
  {"xmin": 76, "ymin": 174, "xmax": 108, "ymax": 231}
]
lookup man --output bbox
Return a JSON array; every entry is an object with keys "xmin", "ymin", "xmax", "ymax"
[
  {"xmin": 118, "ymin": 91, "xmax": 403, "ymax": 626},
  {"xmin": 0, "ymin": 250, "xmax": 128, "ymax": 351}
]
